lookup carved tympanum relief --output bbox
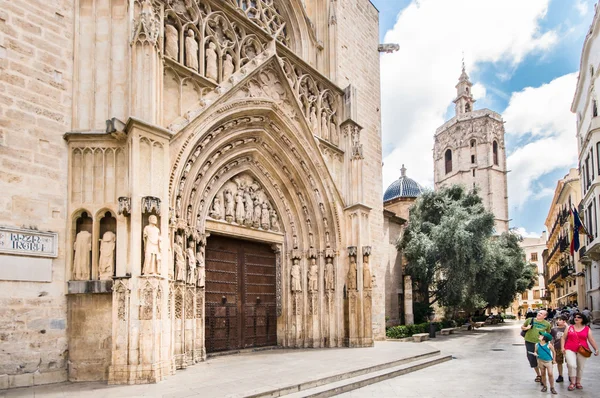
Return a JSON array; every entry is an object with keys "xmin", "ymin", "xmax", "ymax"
[{"xmin": 207, "ymin": 173, "xmax": 281, "ymax": 232}]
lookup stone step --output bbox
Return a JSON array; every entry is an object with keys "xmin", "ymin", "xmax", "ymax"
[
  {"xmin": 244, "ymin": 350, "xmax": 446, "ymax": 398},
  {"xmin": 280, "ymin": 354, "xmax": 452, "ymax": 398}
]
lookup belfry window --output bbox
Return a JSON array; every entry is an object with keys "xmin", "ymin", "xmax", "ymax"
[
  {"xmin": 493, "ymin": 141, "xmax": 499, "ymax": 166},
  {"xmin": 593, "ymin": 99, "xmax": 598, "ymax": 118},
  {"xmin": 465, "ymin": 103, "xmax": 471, "ymax": 112},
  {"xmin": 471, "ymin": 155, "xmax": 476, "ymax": 164},
  {"xmin": 445, "ymin": 149, "xmax": 452, "ymax": 174},
  {"xmin": 470, "ymin": 139, "xmax": 476, "ymax": 148}
]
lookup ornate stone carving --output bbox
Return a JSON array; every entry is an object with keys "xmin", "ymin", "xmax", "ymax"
[
  {"xmin": 362, "ymin": 246, "xmax": 372, "ymax": 290},
  {"xmin": 347, "ymin": 246, "xmax": 357, "ymax": 291},
  {"xmin": 132, "ymin": 0, "xmax": 160, "ymax": 46},
  {"xmin": 272, "ymin": 244, "xmax": 282, "ymax": 317},
  {"xmin": 142, "ymin": 196, "xmax": 161, "ymax": 214},
  {"xmin": 290, "ymin": 256, "xmax": 302, "ymax": 293},
  {"xmin": 324, "ymin": 255, "xmax": 335, "ymax": 291},
  {"xmin": 186, "ymin": 244, "xmax": 196, "ymax": 285},
  {"xmin": 175, "ymin": 288, "xmax": 183, "ymax": 319},
  {"xmin": 73, "ymin": 230, "xmax": 92, "ymax": 280},
  {"xmin": 174, "ymin": 234, "xmax": 186, "ymax": 281},
  {"xmin": 205, "ymin": 42, "xmax": 218, "ymax": 80},
  {"xmin": 118, "ymin": 197, "xmax": 131, "ymax": 216},
  {"xmin": 140, "ymin": 283, "xmax": 153, "ymax": 320},
  {"xmin": 165, "ymin": 23, "xmax": 179, "ymax": 60},
  {"xmin": 185, "ymin": 288, "xmax": 194, "ymax": 319},
  {"xmin": 115, "ymin": 281, "xmax": 129, "ymax": 321},
  {"xmin": 206, "ymin": 173, "xmax": 281, "ymax": 232},
  {"xmin": 307, "ymin": 257, "xmax": 318, "ymax": 293},
  {"xmin": 142, "ymin": 215, "xmax": 161, "ymax": 275},
  {"xmin": 185, "ymin": 30, "xmax": 199, "ymax": 71},
  {"xmin": 99, "ymin": 231, "xmax": 116, "ymax": 280},
  {"xmin": 156, "ymin": 286, "xmax": 163, "ymax": 320},
  {"xmin": 234, "ymin": 0, "xmax": 290, "ymax": 46}
]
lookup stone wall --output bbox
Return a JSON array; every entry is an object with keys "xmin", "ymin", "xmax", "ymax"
[
  {"xmin": 0, "ymin": 0, "xmax": 73, "ymax": 389},
  {"xmin": 335, "ymin": 0, "xmax": 384, "ymax": 339},
  {"xmin": 67, "ymin": 294, "xmax": 112, "ymax": 381}
]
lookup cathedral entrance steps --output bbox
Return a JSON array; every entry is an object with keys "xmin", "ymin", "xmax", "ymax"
[{"xmin": 245, "ymin": 351, "xmax": 451, "ymax": 398}]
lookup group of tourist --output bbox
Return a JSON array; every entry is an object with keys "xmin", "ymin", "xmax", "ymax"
[{"xmin": 521, "ymin": 309, "xmax": 598, "ymax": 394}]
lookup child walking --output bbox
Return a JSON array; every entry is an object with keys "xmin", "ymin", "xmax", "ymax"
[
  {"xmin": 551, "ymin": 315, "xmax": 568, "ymax": 383},
  {"xmin": 535, "ymin": 332, "xmax": 557, "ymax": 394}
]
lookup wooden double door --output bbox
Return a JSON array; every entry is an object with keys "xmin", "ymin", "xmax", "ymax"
[{"xmin": 205, "ymin": 235, "xmax": 277, "ymax": 353}]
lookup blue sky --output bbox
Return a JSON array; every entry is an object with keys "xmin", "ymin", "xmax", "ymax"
[{"xmin": 373, "ymin": 0, "xmax": 596, "ymax": 236}]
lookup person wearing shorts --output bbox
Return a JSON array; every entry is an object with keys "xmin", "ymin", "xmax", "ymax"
[{"xmin": 551, "ymin": 315, "xmax": 567, "ymax": 383}]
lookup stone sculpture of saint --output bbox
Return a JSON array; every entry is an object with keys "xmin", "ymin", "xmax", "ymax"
[
  {"xmin": 269, "ymin": 209, "xmax": 280, "ymax": 232},
  {"xmin": 252, "ymin": 196, "xmax": 261, "ymax": 228},
  {"xmin": 223, "ymin": 53, "xmax": 234, "ymax": 81},
  {"xmin": 224, "ymin": 188, "xmax": 234, "ymax": 222},
  {"xmin": 321, "ymin": 111, "xmax": 329, "ymax": 140},
  {"xmin": 173, "ymin": 234, "xmax": 185, "ymax": 281},
  {"xmin": 347, "ymin": 256, "xmax": 357, "ymax": 290},
  {"xmin": 98, "ymin": 231, "xmax": 116, "ymax": 280},
  {"xmin": 309, "ymin": 105, "xmax": 318, "ymax": 133},
  {"xmin": 308, "ymin": 258, "xmax": 318, "ymax": 293},
  {"xmin": 260, "ymin": 202, "xmax": 270, "ymax": 230},
  {"xmin": 185, "ymin": 29, "xmax": 198, "ymax": 71},
  {"xmin": 165, "ymin": 24, "xmax": 179, "ymax": 60},
  {"xmin": 363, "ymin": 255, "xmax": 372, "ymax": 290},
  {"xmin": 205, "ymin": 42, "xmax": 218, "ymax": 81},
  {"xmin": 73, "ymin": 230, "xmax": 92, "ymax": 280},
  {"xmin": 186, "ymin": 246, "xmax": 196, "ymax": 285},
  {"xmin": 142, "ymin": 215, "xmax": 161, "ymax": 275},
  {"xmin": 325, "ymin": 257, "xmax": 334, "ymax": 291},
  {"xmin": 291, "ymin": 258, "xmax": 301, "ymax": 292},
  {"xmin": 243, "ymin": 188, "xmax": 254, "ymax": 226},
  {"xmin": 196, "ymin": 247, "xmax": 205, "ymax": 288},
  {"xmin": 235, "ymin": 189, "xmax": 245, "ymax": 224},
  {"xmin": 209, "ymin": 195, "xmax": 222, "ymax": 219}
]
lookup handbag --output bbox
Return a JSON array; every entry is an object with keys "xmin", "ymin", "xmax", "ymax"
[
  {"xmin": 521, "ymin": 319, "xmax": 533, "ymax": 338},
  {"xmin": 570, "ymin": 326, "xmax": 592, "ymax": 358}
]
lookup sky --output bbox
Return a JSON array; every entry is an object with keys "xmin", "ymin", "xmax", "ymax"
[{"xmin": 372, "ymin": 0, "xmax": 597, "ymax": 237}]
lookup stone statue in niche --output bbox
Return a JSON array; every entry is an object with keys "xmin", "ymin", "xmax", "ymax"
[
  {"xmin": 99, "ymin": 231, "xmax": 116, "ymax": 280},
  {"xmin": 142, "ymin": 215, "xmax": 161, "ymax": 275},
  {"xmin": 243, "ymin": 187, "xmax": 254, "ymax": 226},
  {"xmin": 174, "ymin": 234, "xmax": 185, "ymax": 281},
  {"xmin": 260, "ymin": 202, "xmax": 270, "ymax": 230},
  {"xmin": 347, "ymin": 256, "xmax": 357, "ymax": 290},
  {"xmin": 196, "ymin": 246, "xmax": 205, "ymax": 288},
  {"xmin": 165, "ymin": 23, "xmax": 179, "ymax": 60},
  {"xmin": 175, "ymin": 196, "xmax": 182, "ymax": 218},
  {"xmin": 206, "ymin": 42, "xmax": 218, "ymax": 81},
  {"xmin": 209, "ymin": 195, "xmax": 222, "ymax": 219},
  {"xmin": 270, "ymin": 209, "xmax": 280, "ymax": 232},
  {"xmin": 291, "ymin": 258, "xmax": 302, "ymax": 292},
  {"xmin": 186, "ymin": 245, "xmax": 196, "ymax": 285},
  {"xmin": 224, "ymin": 188, "xmax": 234, "ymax": 222},
  {"xmin": 363, "ymin": 254, "xmax": 372, "ymax": 290},
  {"xmin": 309, "ymin": 105, "xmax": 318, "ymax": 133},
  {"xmin": 252, "ymin": 196, "xmax": 261, "ymax": 228},
  {"xmin": 223, "ymin": 53, "xmax": 234, "ymax": 81},
  {"xmin": 330, "ymin": 117, "xmax": 338, "ymax": 144},
  {"xmin": 308, "ymin": 257, "xmax": 318, "ymax": 293},
  {"xmin": 325, "ymin": 257, "xmax": 334, "ymax": 291},
  {"xmin": 321, "ymin": 111, "xmax": 329, "ymax": 140},
  {"xmin": 185, "ymin": 29, "xmax": 198, "ymax": 71},
  {"xmin": 73, "ymin": 230, "xmax": 92, "ymax": 280},
  {"xmin": 235, "ymin": 189, "xmax": 245, "ymax": 224}
]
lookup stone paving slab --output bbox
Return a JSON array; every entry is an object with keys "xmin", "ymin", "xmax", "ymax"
[{"xmin": 0, "ymin": 342, "xmax": 437, "ymax": 398}]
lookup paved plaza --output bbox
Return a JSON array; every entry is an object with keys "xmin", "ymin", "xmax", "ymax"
[
  {"xmin": 340, "ymin": 321, "xmax": 600, "ymax": 398},
  {"xmin": 2, "ymin": 321, "xmax": 598, "ymax": 397}
]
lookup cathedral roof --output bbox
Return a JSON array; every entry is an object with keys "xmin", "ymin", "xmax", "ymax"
[{"xmin": 383, "ymin": 165, "xmax": 424, "ymax": 201}]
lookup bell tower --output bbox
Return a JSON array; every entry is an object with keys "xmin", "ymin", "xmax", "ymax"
[{"xmin": 453, "ymin": 61, "xmax": 475, "ymax": 116}]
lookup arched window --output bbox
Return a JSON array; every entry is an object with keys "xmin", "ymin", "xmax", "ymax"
[
  {"xmin": 470, "ymin": 139, "xmax": 476, "ymax": 148},
  {"xmin": 445, "ymin": 149, "xmax": 452, "ymax": 174},
  {"xmin": 493, "ymin": 141, "xmax": 499, "ymax": 166},
  {"xmin": 593, "ymin": 99, "xmax": 598, "ymax": 118},
  {"xmin": 465, "ymin": 103, "xmax": 471, "ymax": 112}
]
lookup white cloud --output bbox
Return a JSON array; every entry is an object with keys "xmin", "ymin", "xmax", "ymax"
[
  {"xmin": 504, "ymin": 73, "xmax": 578, "ymax": 210},
  {"xmin": 514, "ymin": 227, "xmax": 544, "ymax": 239},
  {"xmin": 380, "ymin": 0, "xmax": 558, "ymax": 191},
  {"xmin": 575, "ymin": 0, "xmax": 589, "ymax": 17},
  {"xmin": 471, "ymin": 82, "xmax": 487, "ymax": 100}
]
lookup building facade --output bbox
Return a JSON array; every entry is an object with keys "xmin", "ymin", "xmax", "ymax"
[
  {"xmin": 0, "ymin": 0, "xmax": 385, "ymax": 388},
  {"xmin": 572, "ymin": 3, "xmax": 600, "ymax": 320},
  {"xmin": 514, "ymin": 234, "xmax": 547, "ymax": 313},
  {"xmin": 433, "ymin": 66, "xmax": 509, "ymax": 234},
  {"xmin": 544, "ymin": 169, "xmax": 585, "ymax": 310},
  {"xmin": 382, "ymin": 165, "xmax": 424, "ymax": 326}
]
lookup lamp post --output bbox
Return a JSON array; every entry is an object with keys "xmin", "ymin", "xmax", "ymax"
[{"xmin": 428, "ymin": 312, "xmax": 436, "ymax": 338}]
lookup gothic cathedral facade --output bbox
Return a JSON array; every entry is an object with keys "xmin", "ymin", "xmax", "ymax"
[
  {"xmin": 433, "ymin": 66, "xmax": 509, "ymax": 233},
  {"xmin": 0, "ymin": 0, "xmax": 384, "ymax": 387}
]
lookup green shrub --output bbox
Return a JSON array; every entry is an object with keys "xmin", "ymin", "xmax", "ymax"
[{"xmin": 503, "ymin": 314, "xmax": 516, "ymax": 319}]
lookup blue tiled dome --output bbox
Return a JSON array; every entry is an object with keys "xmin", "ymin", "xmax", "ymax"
[{"xmin": 383, "ymin": 165, "xmax": 423, "ymax": 201}]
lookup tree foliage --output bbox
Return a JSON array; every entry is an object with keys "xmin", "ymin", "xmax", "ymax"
[{"xmin": 399, "ymin": 185, "xmax": 534, "ymax": 310}]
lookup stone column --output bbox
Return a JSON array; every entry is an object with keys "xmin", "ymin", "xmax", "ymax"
[
  {"xmin": 404, "ymin": 275, "xmax": 414, "ymax": 325},
  {"xmin": 194, "ymin": 234, "xmax": 207, "ymax": 363},
  {"xmin": 307, "ymin": 249, "xmax": 319, "ymax": 347},
  {"xmin": 324, "ymin": 247, "xmax": 336, "ymax": 347},
  {"xmin": 345, "ymin": 246, "xmax": 360, "ymax": 347},
  {"xmin": 362, "ymin": 246, "xmax": 373, "ymax": 346},
  {"xmin": 290, "ymin": 249, "xmax": 303, "ymax": 348}
]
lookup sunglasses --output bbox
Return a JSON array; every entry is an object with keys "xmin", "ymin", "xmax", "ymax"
[{"xmin": 574, "ymin": 316, "xmax": 583, "ymax": 319}]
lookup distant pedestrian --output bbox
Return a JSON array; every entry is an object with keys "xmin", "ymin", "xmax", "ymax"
[
  {"xmin": 551, "ymin": 315, "xmax": 568, "ymax": 383},
  {"xmin": 518, "ymin": 310, "xmax": 522, "ymax": 320},
  {"xmin": 535, "ymin": 332, "xmax": 557, "ymax": 394},
  {"xmin": 522, "ymin": 310, "xmax": 551, "ymax": 383},
  {"xmin": 561, "ymin": 313, "xmax": 599, "ymax": 391},
  {"xmin": 582, "ymin": 307, "xmax": 592, "ymax": 321}
]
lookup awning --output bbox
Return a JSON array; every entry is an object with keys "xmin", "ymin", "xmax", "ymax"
[{"xmin": 555, "ymin": 292, "xmax": 577, "ymax": 302}]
